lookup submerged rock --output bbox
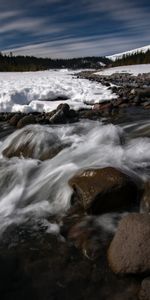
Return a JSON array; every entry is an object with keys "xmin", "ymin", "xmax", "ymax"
[
  {"xmin": 107, "ymin": 213, "xmax": 150, "ymax": 275},
  {"xmin": 69, "ymin": 167, "xmax": 138, "ymax": 214},
  {"xmin": 67, "ymin": 216, "xmax": 115, "ymax": 260},
  {"xmin": 0, "ymin": 223, "xmax": 140, "ymax": 300},
  {"xmin": 2, "ymin": 125, "xmax": 66, "ymax": 160},
  {"xmin": 139, "ymin": 277, "xmax": 150, "ymax": 300},
  {"xmin": 140, "ymin": 181, "xmax": 150, "ymax": 213}
]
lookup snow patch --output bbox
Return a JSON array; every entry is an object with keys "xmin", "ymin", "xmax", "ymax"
[
  {"xmin": 95, "ymin": 64, "xmax": 150, "ymax": 76},
  {"xmin": 0, "ymin": 69, "xmax": 116, "ymax": 113}
]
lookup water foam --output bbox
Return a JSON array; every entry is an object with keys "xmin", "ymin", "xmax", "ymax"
[{"xmin": 0, "ymin": 121, "xmax": 149, "ymax": 234}]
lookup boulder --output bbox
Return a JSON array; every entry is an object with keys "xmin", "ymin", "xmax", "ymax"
[
  {"xmin": 137, "ymin": 88, "xmax": 150, "ymax": 100},
  {"xmin": 68, "ymin": 216, "xmax": 113, "ymax": 260},
  {"xmin": 93, "ymin": 102, "xmax": 113, "ymax": 112},
  {"xmin": 49, "ymin": 104, "xmax": 70, "ymax": 124},
  {"xmin": 107, "ymin": 213, "xmax": 150, "ymax": 274},
  {"xmin": 17, "ymin": 115, "xmax": 36, "ymax": 128},
  {"xmin": 9, "ymin": 114, "xmax": 23, "ymax": 126},
  {"xmin": 69, "ymin": 167, "xmax": 138, "ymax": 214},
  {"xmin": 2, "ymin": 126, "xmax": 66, "ymax": 160},
  {"xmin": 139, "ymin": 277, "xmax": 150, "ymax": 300},
  {"xmin": 140, "ymin": 181, "xmax": 150, "ymax": 213}
]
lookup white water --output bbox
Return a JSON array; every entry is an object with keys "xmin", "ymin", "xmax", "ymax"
[
  {"xmin": 0, "ymin": 120, "xmax": 150, "ymax": 235},
  {"xmin": 0, "ymin": 69, "xmax": 116, "ymax": 113}
]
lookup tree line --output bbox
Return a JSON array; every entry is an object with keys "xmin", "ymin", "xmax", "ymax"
[
  {"xmin": 0, "ymin": 52, "xmax": 110, "ymax": 72},
  {"xmin": 113, "ymin": 49, "xmax": 150, "ymax": 66}
]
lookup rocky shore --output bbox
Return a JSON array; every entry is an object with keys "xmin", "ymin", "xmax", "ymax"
[{"xmin": 0, "ymin": 72, "xmax": 150, "ymax": 300}]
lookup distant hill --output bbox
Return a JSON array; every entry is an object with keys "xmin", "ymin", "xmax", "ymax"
[
  {"xmin": 107, "ymin": 46, "xmax": 150, "ymax": 67},
  {"xmin": 107, "ymin": 45, "xmax": 150, "ymax": 61},
  {"xmin": 0, "ymin": 53, "xmax": 110, "ymax": 72}
]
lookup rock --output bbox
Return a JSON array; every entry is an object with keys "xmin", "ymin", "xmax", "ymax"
[
  {"xmin": 69, "ymin": 167, "xmax": 138, "ymax": 214},
  {"xmin": 107, "ymin": 213, "xmax": 150, "ymax": 274},
  {"xmin": 2, "ymin": 126, "xmax": 66, "ymax": 160},
  {"xmin": 9, "ymin": 113, "xmax": 23, "ymax": 126},
  {"xmin": 57, "ymin": 103, "xmax": 70, "ymax": 114},
  {"xmin": 137, "ymin": 88, "xmax": 150, "ymax": 99},
  {"xmin": 140, "ymin": 181, "xmax": 150, "ymax": 213},
  {"xmin": 49, "ymin": 104, "xmax": 70, "ymax": 124},
  {"xmin": 93, "ymin": 102, "xmax": 113, "ymax": 112},
  {"xmin": 0, "ymin": 223, "xmax": 140, "ymax": 300},
  {"xmin": 17, "ymin": 115, "xmax": 36, "ymax": 128},
  {"xmin": 139, "ymin": 277, "xmax": 150, "ymax": 300},
  {"xmin": 68, "ymin": 216, "xmax": 114, "ymax": 260}
]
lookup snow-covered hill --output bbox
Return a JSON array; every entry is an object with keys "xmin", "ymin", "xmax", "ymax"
[{"xmin": 107, "ymin": 45, "xmax": 150, "ymax": 61}]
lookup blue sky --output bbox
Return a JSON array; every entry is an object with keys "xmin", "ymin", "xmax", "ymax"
[{"xmin": 0, "ymin": 0, "xmax": 150, "ymax": 58}]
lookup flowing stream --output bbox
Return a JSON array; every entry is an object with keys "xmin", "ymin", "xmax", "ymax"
[{"xmin": 0, "ymin": 112, "xmax": 149, "ymax": 236}]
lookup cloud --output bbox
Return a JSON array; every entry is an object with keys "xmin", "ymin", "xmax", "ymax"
[
  {"xmin": 3, "ymin": 31, "xmax": 150, "ymax": 58},
  {"xmin": 0, "ymin": 0, "xmax": 150, "ymax": 58}
]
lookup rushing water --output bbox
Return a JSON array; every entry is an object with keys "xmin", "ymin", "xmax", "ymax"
[{"xmin": 0, "ymin": 112, "xmax": 149, "ymax": 236}]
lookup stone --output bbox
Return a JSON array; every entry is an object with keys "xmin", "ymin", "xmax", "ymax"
[
  {"xmin": 9, "ymin": 114, "xmax": 23, "ymax": 126},
  {"xmin": 49, "ymin": 104, "xmax": 70, "ymax": 124},
  {"xmin": 2, "ymin": 126, "xmax": 65, "ymax": 160},
  {"xmin": 139, "ymin": 277, "xmax": 150, "ymax": 300},
  {"xmin": 107, "ymin": 213, "xmax": 150, "ymax": 274},
  {"xmin": 17, "ymin": 115, "xmax": 36, "ymax": 128},
  {"xmin": 68, "ymin": 216, "xmax": 113, "ymax": 260},
  {"xmin": 69, "ymin": 167, "xmax": 138, "ymax": 214},
  {"xmin": 140, "ymin": 181, "xmax": 150, "ymax": 213}
]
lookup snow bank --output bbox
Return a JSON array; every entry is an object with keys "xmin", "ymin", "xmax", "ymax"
[
  {"xmin": 95, "ymin": 64, "xmax": 150, "ymax": 76},
  {"xmin": 0, "ymin": 69, "xmax": 116, "ymax": 113}
]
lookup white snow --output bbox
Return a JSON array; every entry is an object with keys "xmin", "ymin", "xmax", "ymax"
[
  {"xmin": 0, "ymin": 69, "xmax": 116, "ymax": 113},
  {"xmin": 107, "ymin": 45, "xmax": 150, "ymax": 61},
  {"xmin": 95, "ymin": 64, "xmax": 150, "ymax": 76}
]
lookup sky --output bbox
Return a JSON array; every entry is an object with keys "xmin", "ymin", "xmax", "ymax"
[{"xmin": 0, "ymin": 0, "xmax": 150, "ymax": 58}]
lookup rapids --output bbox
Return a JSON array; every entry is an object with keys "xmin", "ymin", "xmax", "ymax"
[{"xmin": 0, "ymin": 116, "xmax": 149, "ymax": 235}]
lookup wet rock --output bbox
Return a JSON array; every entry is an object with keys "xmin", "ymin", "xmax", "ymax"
[
  {"xmin": 93, "ymin": 102, "xmax": 113, "ymax": 112},
  {"xmin": 69, "ymin": 167, "xmax": 138, "ymax": 214},
  {"xmin": 0, "ymin": 221, "xmax": 141, "ymax": 300},
  {"xmin": 108, "ymin": 213, "xmax": 150, "ymax": 275},
  {"xmin": 139, "ymin": 277, "xmax": 150, "ymax": 300},
  {"xmin": 2, "ymin": 126, "xmax": 66, "ymax": 160},
  {"xmin": 137, "ymin": 88, "xmax": 150, "ymax": 100},
  {"xmin": 68, "ymin": 216, "xmax": 114, "ymax": 260},
  {"xmin": 17, "ymin": 115, "xmax": 36, "ymax": 128},
  {"xmin": 9, "ymin": 113, "xmax": 23, "ymax": 126},
  {"xmin": 49, "ymin": 104, "xmax": 71, "ymax": 124},
  {"xmin": 79, "ymin": 109, "xmax": 101, "ymax": 120},
  {"xmin": 140, "ymin": 181, "xmax": 150, "ymax": 213}
]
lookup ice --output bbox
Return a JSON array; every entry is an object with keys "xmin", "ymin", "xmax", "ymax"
[
  {"xmin": 95, "ymin": 64, "xmax": 150, "ymax": 76},
  {"xmin": 0, "ymin": 69, "xmax": 116, "ymax": 113}
]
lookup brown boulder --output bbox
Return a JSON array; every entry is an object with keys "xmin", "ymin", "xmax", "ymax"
[
  {"xmin": 69, "ymin": 167, "xmax": 138, "ymax": 214},
  {"xmin": 108, "ymin": 213, "xmax": 150, "ymax": 274},
  {"xmin": 139, "ymin": 277, "xmax": 150, "ymax": 300},
  {"xmin": 17, "ymin": 115, "xmax": 36, "ymax": 128}
]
